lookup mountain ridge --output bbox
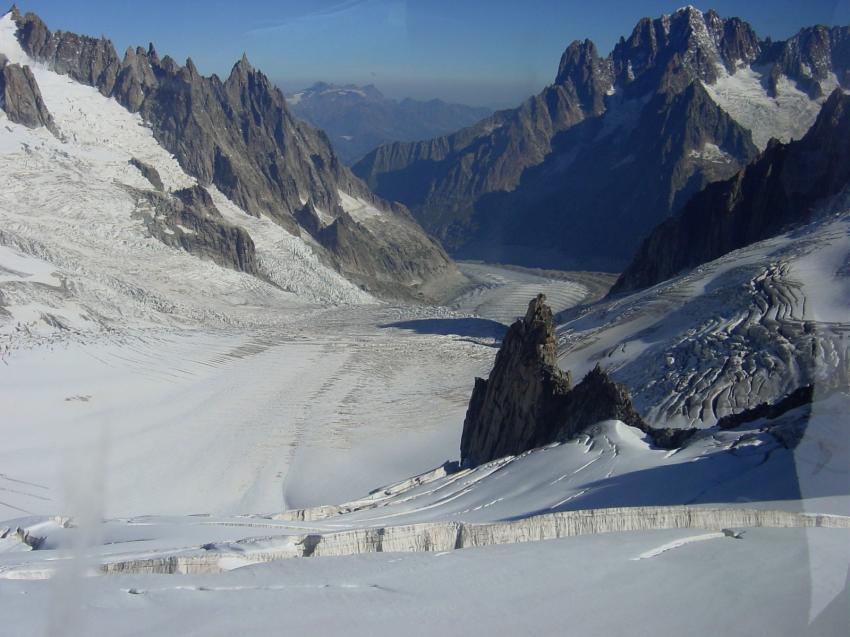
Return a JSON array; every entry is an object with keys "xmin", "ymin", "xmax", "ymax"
[
  {"xmin": 286, "ymin": 81, "xmax": 491, "ymax": 164},
  {"xmin": 5, "ymin": 6, "xmax": 461, "ymax": 300}
]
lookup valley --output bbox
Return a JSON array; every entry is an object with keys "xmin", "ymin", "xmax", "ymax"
[{"xmin": 0, "ymin": 4, "xmax": 847, "ymax": 636}]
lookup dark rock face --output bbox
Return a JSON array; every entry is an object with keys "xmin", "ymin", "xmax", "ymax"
[
  {"xmin": 133, "ymin": 185, "xmax": 258, "ymax": 275},
  {"xmin": 14, "ymin": 9, "xmax": 121, "ymax": 97},
  {"xmin": 717, "ymin": 386, "xmax": 814, "ymax": 431},
  {"xmin": 129, "ymin": 157, "xmax": 164, "ymax": 191},
  {"xmin": 287, "ymin": 82, "xmax": 492, "ymax": 164},
  {"xmin": 11, "ymin": 10, "xmax": 458, "ymax": 300},
  {"xmin": 0, "ymin": 57, "xmax": 58, "ymax": 135},
  {"xmin": 612, "ymin": 89, "xmax": 850, "ymax": 294},
  {"xmin": 353, "ymin": 7, "xmax": 763, "ymax": 269},
  {"xmin": 460, "ymin": 295, "xmax": 678, "ymax": 467},
  {"xmin": 460, "ymin": 295, "xmax": 572, "ymax": 467},
  {"xmin": 315, "ymin": 212, "xmax": 453, "ymax": 298}
]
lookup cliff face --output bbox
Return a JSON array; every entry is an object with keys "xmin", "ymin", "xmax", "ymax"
[
  {"xmin": 0, "ymin": 54, "xmax": 57, "ymax": 134},
  {"xmin": 9, "ymin": 9, "xmax": 459, "ymax": 300},
  {"xmin": 612, "ymin": 89, "xmax": 850, "ymax": 295}
]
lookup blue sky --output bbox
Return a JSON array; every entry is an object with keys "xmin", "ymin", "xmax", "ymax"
[{"xmin": 11, "ymin": 1, "xmax": 850, "ymax": 107}]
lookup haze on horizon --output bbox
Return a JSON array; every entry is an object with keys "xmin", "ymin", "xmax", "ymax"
[{"xmin": 11, "ymin": 0, "xmax": 850, "ymax": 108}]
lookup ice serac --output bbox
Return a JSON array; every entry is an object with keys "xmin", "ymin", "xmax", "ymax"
[
  {"xmin": 0, "ymin": 55, "xmax": 57, "ymax": 134},
  {"xmin": 461, "ymin": 295, "xmax": 661, "ymax": 467},
  {"xmin": 613, "ymin": 89, "xmax": 850, "ymax": 294},
  {"xmin": 353, "ymin": 7, "xmax": 759, "ymax": 270},
  {"xmin": 10, "ymin": 9, "xmax": 459, "ymax": 300}
]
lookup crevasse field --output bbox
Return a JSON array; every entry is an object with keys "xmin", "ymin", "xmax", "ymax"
[{"xmin": 0, "ymin": 10, "xmax": 848, "ymax": 637}]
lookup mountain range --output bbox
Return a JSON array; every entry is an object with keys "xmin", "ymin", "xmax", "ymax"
[
  {"xmin": 353, "ymin": 7, "xmax": 849, "ymax": 271},
  {"xmin": 286, "ymin": 82, "xmax": 491, "ymax": 164},
  {"xmin": 5, "ymin": 5, "xmax": 462, "ymax": 301}
]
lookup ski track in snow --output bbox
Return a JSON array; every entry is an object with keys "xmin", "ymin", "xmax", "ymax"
[{"xmin": 633, "ymin": 531, "xmax": 727, "ymax": 559}]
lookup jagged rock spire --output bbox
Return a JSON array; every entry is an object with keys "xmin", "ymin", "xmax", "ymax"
[
  {"xmin": 555, "ymin": 39, "xmax": 610, "ymax": 114},
  {"xmin": 460, "ymin": 295, "xmax": 659, "ymax": 467},
  {"xmin": 460, "ymin": 294, "xmax": 572, "ymax": 467}
]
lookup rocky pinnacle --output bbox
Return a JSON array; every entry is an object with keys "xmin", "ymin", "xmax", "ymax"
[{"xmin": 460, "ymin": 295, "xmax": 690, "ymax": 467}]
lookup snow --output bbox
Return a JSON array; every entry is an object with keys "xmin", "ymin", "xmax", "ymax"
[
  {"xmin": 0, "ymin": 11, "xmax": 27, "ymax": 65},
  {"xmin": 451, "ymin": 262, "xmax": 588, "ymax": 324},
  {"xmin": 689, "ymin": 141, "xmax": 733, "ymax": 164},
  {"xmin": 0, "ymin": 527, "xmax": 844, "ymax": 636},
  {"xmin": 337, "ymin": 189, "xmax": 384, "ymax": 223},
  {"xmin": 632, "ymin": 531, "xmax": 727, "ymax": 559},
  {"xmin": 704, "ymin": 66, "xmax": 833, "ymax": 150},
  {"xmin": 557, "ymin": 213, "xmax": 850, "ymax": 426},
  {"xmin": 0, "ymin": 245, "xmax": 61, "ymax": 286},
  {"xmin": 0, "ymin": 37, "xmax": 376, "ymax": 353}
]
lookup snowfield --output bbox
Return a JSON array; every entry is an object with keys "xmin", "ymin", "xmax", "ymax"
[{"xmin": 704, "ymin": 66, "xmax": 839, "ymax": 150}]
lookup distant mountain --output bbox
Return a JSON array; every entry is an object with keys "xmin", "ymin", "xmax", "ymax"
[
  {"xmin": 353, "ymin": 7, "xmax": 849, "ymax": 271},
  {"xmin": 611, "ymin": 89, "xmax": 850, "ymax": 295},
  {"xmin": 286, "ymin": 82, "xmax": 492, "ymax": 164},
  {"xmin": 5, "ymin": 7, "xmax": 460, "ymax": 300}
]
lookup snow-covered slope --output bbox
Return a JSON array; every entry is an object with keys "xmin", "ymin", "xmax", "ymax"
[
  {"xmin": 0, "ymin": 12, "xmax": 374, "ymax": 354},
  {"xmin": 704, "ymin": 66, "xmax": 839, "ymax": 150},
  {"xmin": 556, "ymin": 211, "xmax": 850, "ymax": 427}
]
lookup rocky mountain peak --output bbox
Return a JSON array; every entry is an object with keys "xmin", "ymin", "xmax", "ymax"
[
  {"xmin": 760, "ymin": 25, "xmax": 850, "ymax": 98},
  {"xmin": 233, "ymin": 52, "xmax": 252, "ymax": 75},
  {"xmin": 523, "ymin": 293, "xmax": 560, "ymax": 366},
  {"xmin": 611, "ymin": 7, "xmax": 759, "ymax": 95},
  {"xmin": 185, "ymin": 57, "xmax": 199, "ymax": 77},
  {"xmin": 555, "ymin": 38, "xmax": 610, "ymax": 114}
]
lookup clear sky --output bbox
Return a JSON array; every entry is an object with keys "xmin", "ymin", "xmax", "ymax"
[{"xmin": 10, "ymin": 1, "xmax": 850, "ymax": 108}]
